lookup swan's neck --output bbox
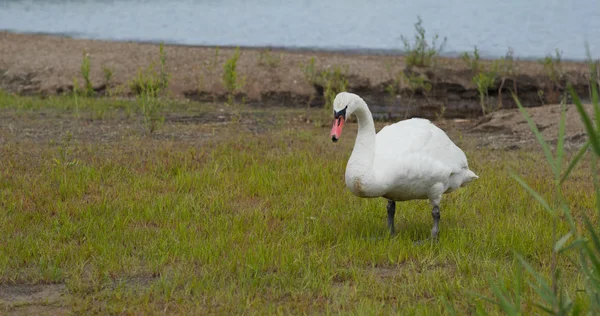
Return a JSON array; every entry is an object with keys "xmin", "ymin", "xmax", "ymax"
[
  {"xmin": 350, "ymin": 100, "xmax": 376, "ymax": 167},
  {"xmin": 345, "ymin": 99, "xmax": 379, "ymax": 196}
]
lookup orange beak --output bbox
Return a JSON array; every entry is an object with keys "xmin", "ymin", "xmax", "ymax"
[{"xmin": 330, "ymin": 116, "xmax": 345, "ymax": 142}]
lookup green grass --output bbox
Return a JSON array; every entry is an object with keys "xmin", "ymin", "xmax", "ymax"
[{"xmin": 0, "ymin": 94, "xmax": 596, "ymax": 314}]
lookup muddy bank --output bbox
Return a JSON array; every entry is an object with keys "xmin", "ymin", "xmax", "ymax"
[{"xmin": 0, "ymin": 31, "xmax": 595, "ymax": 119}]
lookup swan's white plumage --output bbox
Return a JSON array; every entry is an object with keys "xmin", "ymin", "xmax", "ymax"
[
  {"xmin": 332, "ymin": 92, "xmax": 478, "ymax": 204},
  {"xmin": 373, "ymin": 117, "xmax": 478, "ymax": 201}
]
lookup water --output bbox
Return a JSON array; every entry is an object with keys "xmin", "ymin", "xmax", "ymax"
[{"xmin": 1, "ymin": 0, "xmax": 599, "ymax": 60}]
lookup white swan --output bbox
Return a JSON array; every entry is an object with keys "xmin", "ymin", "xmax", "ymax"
[{"xmin": 330, "ymin": 92, "xmax": 478, "ymax": 239}]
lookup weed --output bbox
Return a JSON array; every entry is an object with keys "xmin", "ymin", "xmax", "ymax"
[
  {"xmin": 320, "ymin": 65, "xmax": 349, "ymax": 109},
  {"xmin": 402, "ymin": 70, "xmax": 432, "ymax": 95},
  {"xmin": 385, "ymin": 69, "xmax": 433, "ymax": 118},
  {"xmin": 498, "ymin": 47, "xmax": 517, "ymax": 78},
  {"xmin": 52, "ymin": 131, "xmax": 79, "ymax": 197},
  {"xmin": 299, "ymin": 58, "xmax": 348, "ymax": 108},
  {"xmin": 80, "ymin": 51, "xmax": 94, "ymax": 96},
  {"xmin": 435, "ymin": 104, "xmax": 446, "ymax": 120},
  {"xmin": 102, "ymin": 66, "xmax": 113, "ymax": 88},
  {"xmin": 301, "ymin": 57, "xmax": 317, "ymax": 85},
  {"xmin": 496, "ymin": 47, "xmax": 518, "ymax": 108},
  {"xmin": 401, "ymin": 16, "xmax": 447, "ymax": 68},
  {"xmin": 463, "ymin": 47, "xmax": 518, "ymax": 112},
  {"xmin": 472, "ymin": 69, "xmax": 497, "ymax": 115},
  {"xmin": 129, "ymin": 42, "xmax": 170, "ymax": 133},
  {"xmin": 137, "ymin": 80, "xmax": 165, "ymax": 133},
  {"xmin": 385, "ymin": 66, "xmax": 434, "ymax": 118},
  {"xmin": 158, "ymin": 43, "xmax": 169, "ymax": 90},
  {"xmin": 72, "ymin": 78, "xmax": 80, "ymax": 117},
  {"xmin": 384, "ymin": 62, "xmax": 400, "ymax": 98},
  {"xmin": 585, "ymin": 43, "xmax": 600, "ymax": 100},
  {"xmin": 130, "ymin": 42, "xmax": 170, "ymax": 98},
  {"xmin": 53, "ymin": 131, "xmax": 78, "ymax": 168},
  {"xmin": 462, "ymin": 46, "xmax": 482, "ymax": 73},
  {"xmin": 540, "ymin": 49, "xmax": 564, "ymax": 85},
  {"xmin": 538, "ymin": 49, "xmax": 565, "ymax": 103},
  {"xmin": 257, "ymin": 49, "xmax": 282, "ymax": 69},
  {"xmin": 222, "ymin": 47, "xmax": 245, "ymax": 105}
]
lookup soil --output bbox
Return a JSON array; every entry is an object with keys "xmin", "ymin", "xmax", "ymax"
[
  {"xmin": 470, "ymin": 102, "xmax": 595, "ymax": 150},
  {"xmin": 0, "ymin": 284, "xmax": 68, "ymax": 315},
  {"xmin": 0, "ymin": 31, "xmax": 595, "ymax": 118},
  {"xmin": 0, "ymin": 31, "xmax": 596, "ymax": 149}
]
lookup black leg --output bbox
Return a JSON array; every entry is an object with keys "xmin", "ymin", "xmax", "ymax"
[
  {"xmin": 431, "ymin": 205, "xmax": 440, "ymax": 239},
  {"xmin": 387, "ymin": 200, "xmax": 396, "ymax": 235}
]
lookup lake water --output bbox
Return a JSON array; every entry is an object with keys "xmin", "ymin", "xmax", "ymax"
[{"xmin": 0, "ymin": 0, "xmax": 599, "ymax": 60}]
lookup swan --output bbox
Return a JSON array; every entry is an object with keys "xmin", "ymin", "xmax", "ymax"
[{"xmin": 330, "ymin": 92, "xmax": 478, "ymax": 240}]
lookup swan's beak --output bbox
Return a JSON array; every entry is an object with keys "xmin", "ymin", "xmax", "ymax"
[{"xmin": 330, "ymin": 117, "xmax": 345, "ymax": 142}]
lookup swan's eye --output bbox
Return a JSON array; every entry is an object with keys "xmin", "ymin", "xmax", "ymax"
[{"xmin": 334, "ymin": 105, "xmax": 348, "ymax": 119}]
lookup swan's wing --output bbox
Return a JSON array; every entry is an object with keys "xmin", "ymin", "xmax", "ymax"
[
  {"xmin": 375, "ymin": 118, "xmax": 434, "ymax": 156},
  {"xmin": 375, "ymin": 118, "xmax": 469, "ymax": 174}
]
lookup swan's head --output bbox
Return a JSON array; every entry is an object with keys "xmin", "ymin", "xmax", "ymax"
[{"xmin": 330, "ymin": 92, "xmax": 360, "ymax": 142}]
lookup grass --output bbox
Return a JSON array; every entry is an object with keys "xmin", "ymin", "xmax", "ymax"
[{"xmin": 0, "ymin": 93, "xmax": 597, "ymax": 314}]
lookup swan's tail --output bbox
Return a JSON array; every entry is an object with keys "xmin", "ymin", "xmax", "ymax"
[{"xmin": 460, "ymin": 169, "xmax": 479, "ymax": 187}]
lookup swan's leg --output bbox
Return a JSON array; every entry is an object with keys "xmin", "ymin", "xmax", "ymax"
[
  {"xmin": 431, "ymin": 205, "xmax": 441, "ymax": 239},
  {"xmin": 429, "ymin": 195, "xmax": 442, "ymax": 240},
  {"xmin": 387, "ymin": 200, "xmax": 396, "ymax": 235},
  {"xmin": 413, "ymin": 197, "xmax": 442, "ymax": 245}
]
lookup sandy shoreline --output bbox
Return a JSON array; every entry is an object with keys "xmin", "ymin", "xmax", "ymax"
[{"xmin": 0, "ymin": 31, "xmax": 594, "ymax": 119}]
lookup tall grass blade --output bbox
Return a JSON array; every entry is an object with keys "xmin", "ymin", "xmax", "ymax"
[
  {"xmin": 553, "ymin": 232, "xmax": 572, "ymax": 253},
  {"xmin": 514, "ymin": 262, "xmax": 522, "ymax": 314},
  {"xmin": 580, "ymin": 243, "xmax": 600, "ymax": 284},
  {"xmin": 555, "ymin": 101, "xmax": 567, "ymax": 178},
  {"xmin": 579, "ymin": 243, "xmax": 600, "ymax": 307},
  {"xmin": 583, "ymin": 216, "xmax": 600, "ymax": 255},
  {"xmin": 515, "ymin": 254, "xmax": 557, "ymax": 309},
  {"xmin": 468, "ymin": 289, "xmax": 517, "ymax": 316},
  {"xmin": 568, "ymin": 84, "xmax": 600, "ymax": 155},
  {"xmin": 560, "ymin": 140, "xmax": 590, "ymax": 184},
  {"xmin": 592, "ymin": 153, "xmax": 600, "ymax": 214},
  {"xmin": 557, "ymin": 237, "xmax": 586, "ymax": 254},
  {"xmin": 489, "ymin": 280, "xmax": 519, "ymax": 316},
  {"xmin": 440, "ymin": 296, "xmax": 458, "ymax": 316},
  {"xmin": 591, "ymin": 78, "xmax": 600, "ymax": 132},
  {"xmin": 531, "ymin": 303, "xmax": 555, "ymax": 315},
  {"xmin": 510, "ymin": 171, "xmax": 554, "ymax": 216},
  {"xmin": 512, "ymin": 93, "xmax": 557, "ymax": 175}
]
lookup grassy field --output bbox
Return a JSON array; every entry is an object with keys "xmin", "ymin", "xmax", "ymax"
[{"xmin": 0, "ymin": 92, "xmax": 597, "ymax": 314}]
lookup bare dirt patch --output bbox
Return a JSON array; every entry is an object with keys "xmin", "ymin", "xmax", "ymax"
[
  {"xmin": 470, "ymin": 102, "xmax": 595, "ymax": 150},
  {"xmin": 0, "ymin": 284, "xmax": 68, "ymax": 316},
  {"xmin": 0, "ymin": 31, "xmax": 593, "ymax": 119}
]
